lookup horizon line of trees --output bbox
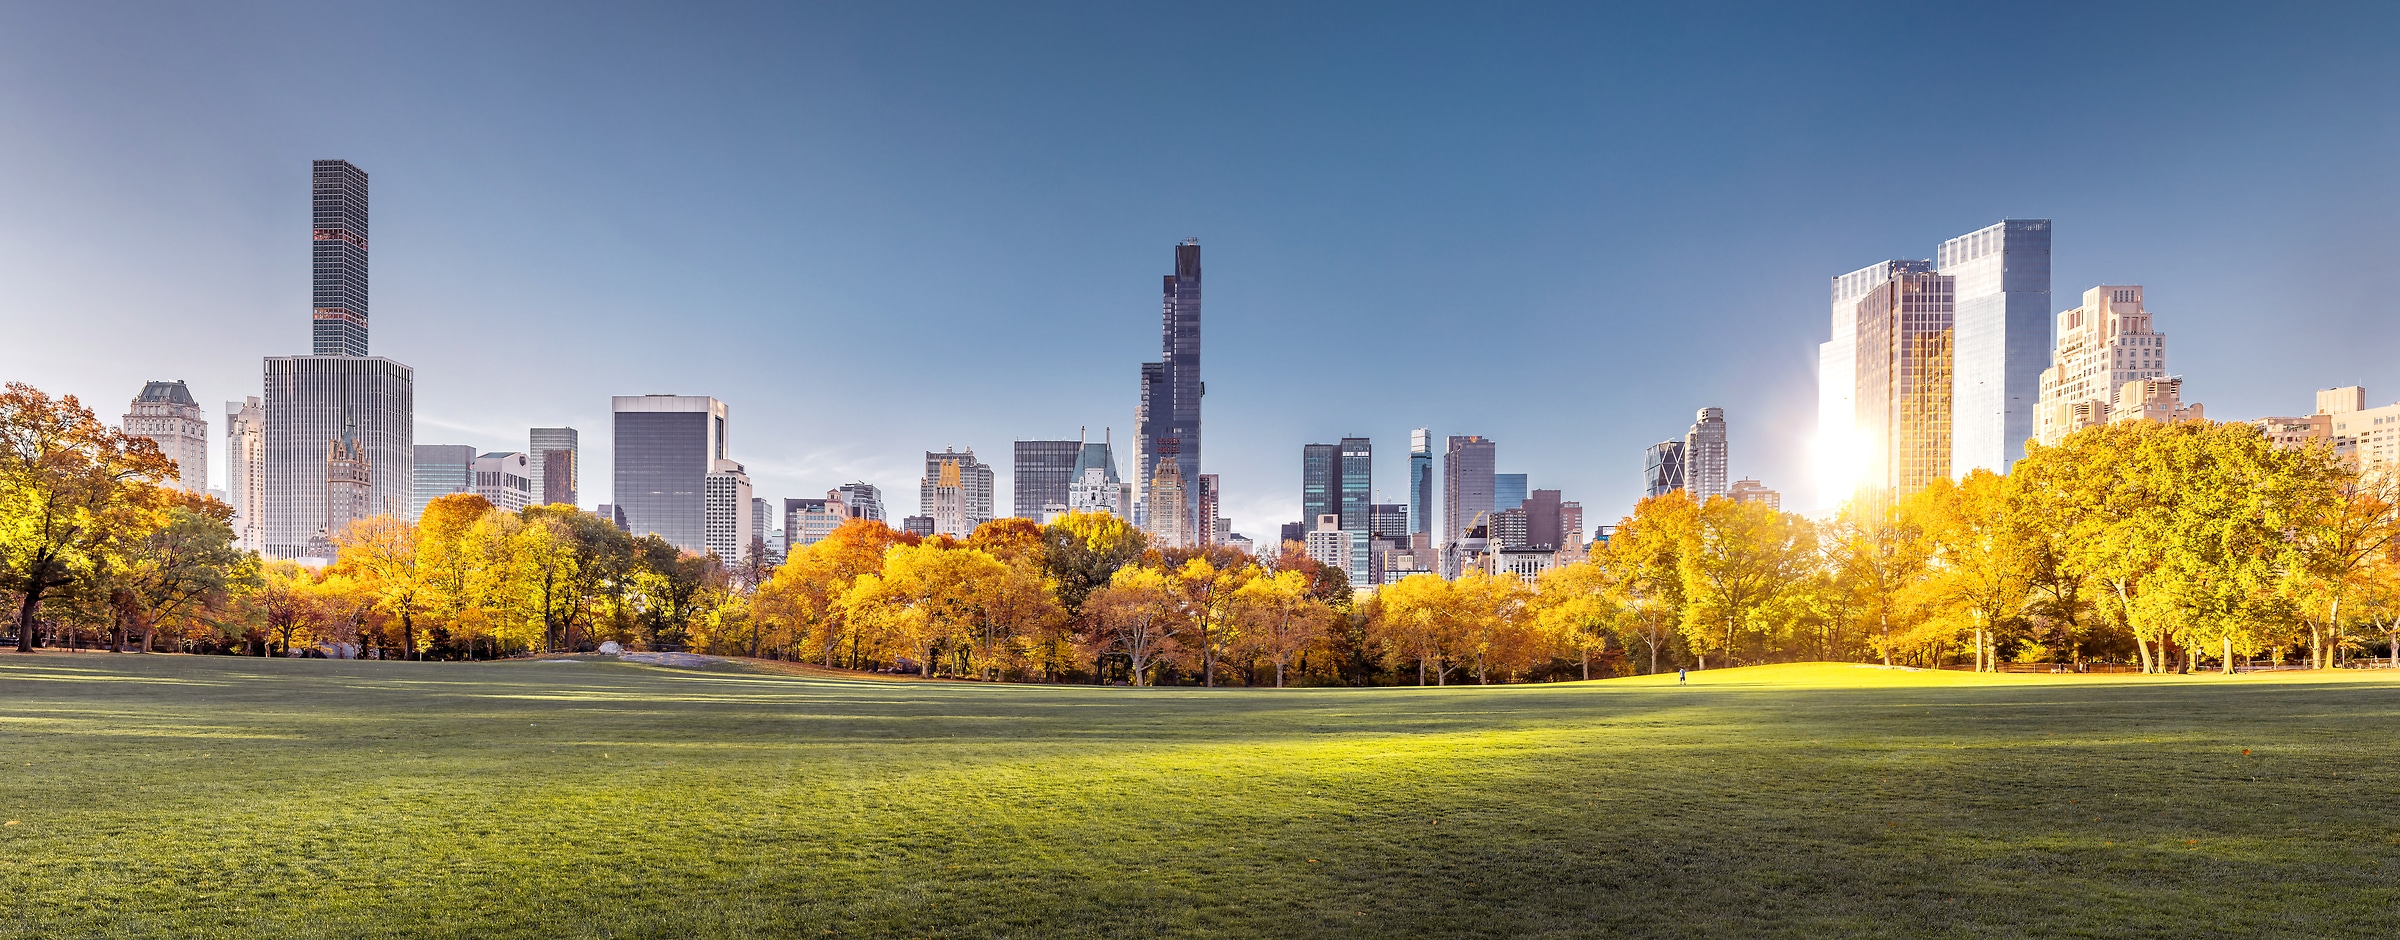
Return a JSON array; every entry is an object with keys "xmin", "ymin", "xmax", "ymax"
[{"xmin": 9, "ymin": 381, "xmax": 2400, "ymax": 681}]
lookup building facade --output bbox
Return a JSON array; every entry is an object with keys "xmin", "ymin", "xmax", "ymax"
[
  {"xmin": 473, "ymin": 451, "xmax": 534, "ymax": 514},
  {"xmin": 1493, "ymin": 473, "xmax": 1527, "ymax": 515},
  {"xmin": 225, "ymin": 397, "xmax": 265, "ymax": 551},
  {"xmin": 528, "ymin": 427, "xmax": 579, "ymax": 507},
  {"xmin": 1938, "ymin": 219, "xmax": 2052, "ymax": 478},
  {"xmin": 1855, "ymin": 267, "xmax": 1956, "ymax": 497},
  {"xmin": 837, "ymin": 482, "xmax": 884, "ymax": 522},
  {"xmin": 1684, "ymin": 407, "xmax": 1727, "ymax": 502},
  {"xmin": 611, "ymin": 394, "xmax": 729, "ymax": 554},
  {"xmin": 2035, "ymin": 286, "xmax": 2171, "ymax": 446},
  {"xmin": 919, "ymin": 448, "xmax": 995, "ymax": 535},
  {"xmin": 929, "ymin": 457, "xmax": 970, "ymax": 539},
  {"xmin": 1301, "ymin": 443, "xmax": 1339, "ymax": 528},
  {"xmin": 411, "ymin": 445, "xmax": 475, "ymax": 519},
  {"xmin": 1065, "ymin": 440, "xmax": 1127, "ymax": 517},
  {"xmin": 1644, "ymin": 441, "xmax": 1685, "ymax": 499},
  {"xmin": 705, "ymin": 460, "xmax": 755, "ymax": 561},
  {"xmin": 310, "ymin": 159, "xmax": 371, "ymax": 357},
  {"xmin": 1196, "ymin": 473, "xmax": 1221, "ymax": 547},
  {"xmin": 785, "ymin": 493, "xmax": 851, "ymax": 554},
  {"xmin": 2111, "ymin": 377, "xmax": 2204, "ymax": 428},
  {"xmin": 1443, "ymin": 435, "xmax": 1495, "ymax": 548},
  {"xmin": 1013, "ymin": 439, "xmax": 1083, "ymax": 520},
  {"xmin": 124, "ymin": 380, "xmax": 207, "ymax": 493},
  {"xmin": 1303, "ymin": 514, "xmax": 1352, "ymax": 581},
  {"xmin": 1146, "ymin": 457, "xmax": 1188, "ymax": 549},
  {"xmin": 262, "ymin": 355, "xmax": 414, "ymax": 557}
]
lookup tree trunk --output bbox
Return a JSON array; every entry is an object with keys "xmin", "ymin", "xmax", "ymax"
[
  {"xmin": 1275, "ymin": 657, "xmax": 1286, "ymax": 688},
  {"xmin": 2222, "ymin": 635, "xmax": 2235, "ymax": 675},
  {"xmin": 1417, "ymin": 656, "xmax": 1426, "ymax": 686},
  {"xmin": 15, "ymin": 586, "xmax": 46, "ymax": 653}
]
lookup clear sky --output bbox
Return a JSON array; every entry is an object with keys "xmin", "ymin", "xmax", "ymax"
[{"xmin": 3, "ymin": 2, "xmax": 2395, "ymax": 538}]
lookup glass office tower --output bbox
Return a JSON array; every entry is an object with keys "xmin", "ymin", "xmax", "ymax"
[
  {"xmin": 1301, "ymin": 443, "xmax": 1338, "ymax": 528},
  {"xmin": 612, "ymin": 395, "xmax": 727, "ymax": 554},
  {"xmin": 1443, "ymin": 435, "xmax": 1495, "ymax": 545},
  {"xmin": 1938, "ymin": 219, "xmax": 2051, "ymax": 477},
  {"xmin": 1012, "ymin": 439, "xmax": 1082, "ymax": 519}
]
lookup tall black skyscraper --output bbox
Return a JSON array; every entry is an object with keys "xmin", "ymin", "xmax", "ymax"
[
  {"xmin": 1301, "ymin": 443, "xmax": 1338, "ymax": 525},
  {"xmin": 1137, "ymin": 239, "xmax": 1202, "ymax": 535},
  {"xmin": 310, "ymin": 160, "xmax": 370, "ymax": 357}
]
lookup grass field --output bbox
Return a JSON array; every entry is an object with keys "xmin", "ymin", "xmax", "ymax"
[{"xmin": 2, "ymin": 655, "xmax": 2396, "ymax": 939}]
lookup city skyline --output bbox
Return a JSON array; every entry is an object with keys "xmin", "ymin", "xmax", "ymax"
[{"xmin": 4, "ymin": 5, "xmax": 2398, "ymax": 542}]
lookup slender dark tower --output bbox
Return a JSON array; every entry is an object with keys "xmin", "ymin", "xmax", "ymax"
[
  {"xmin": 311, "ymin": 160, "xmax": 371, "ymax": 356},
  {"xmin": 1138, "ymin": 239, "xmax": 1202, "ymax": 536}
]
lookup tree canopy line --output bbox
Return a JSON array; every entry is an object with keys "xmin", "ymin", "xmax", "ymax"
[{"xmin": 8, "ymin": 381, "xmax": 2399, "ymax": 679}]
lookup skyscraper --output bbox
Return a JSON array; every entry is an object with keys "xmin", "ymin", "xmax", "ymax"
[
  {"xmin": 1684, "ymin": 407, "xmax": 1728, "ymax": 502},
  {"xmin": 261, "ymin": 356, "xmax": 414, "ymax": 557},
  {"xmin": 124, "ymin": 380, "xmax": 207, "ymax": 494},
  {"xmin": 412, "ymin": 444, "xmax": 475, "ymax": 519},
  {"xmin": 611, "ymin": 394, "xmax": 728, "ymax": 554},
  {"xmin": 1523, "ymin": 489, "xmax": 1563, "ymax": 550},
  {"xmin": 528, "ymin": 427, "xmax": 579, "ymax": 507},
  {"xmin": 1301, "ymin": 443, "xmax": 1338, "ymax": 527},
  {"xmin": 1643, "ymin": 441, "xmax": 1685, "ymax": 499},
  {"xmin": 1135, "ymin": 240, "xmax": 1202, "ymax": 538},
  {"xmin": 919, "ymin": 448, "xmax": 994, "ymax": 535},
  {"xmin": 1339, "ymin": 438, "xmax": 1372, "ymax": 584},
  {"xmin": 1408, "ymin": 428, "xmax": 1433, "ymax": 549},
  {"xmin": 1146, "ymin": 454, "xmax": 1189, "ymax": 549},
  {"xmin": 310, "ymin": 160, "xmax": 371, "ymax": 357},
  {"xmin": 263, "ymin": 159, "xmax": 413, "ymax": 558},
  {"xmin": 1442, "ymin": 435, "xmax": 1495, "ymax": 548},
  {"xmin": 1939, "ymin": 219, "xmax": 2051, "ymax": 477},
  {"xmin": 705, "ymin": 460, "xmax": 755, "ymax": 561},
  {"xmin": 225, "ymin": 397, "xmax": 264, "ymax": 551},
  {"xmin": 1013, "ymin": 438, "xmax": 1083, "ymax": 520},
  {"xmin": 1493, "ymin": 473, "xmax": 1527, "ymax": 514},
  {"xmin": 1856, "ymin": 268, "xmax": 1956, "ymax": 496},
  {"xmin": 1195, "ymin": 473, "xmax": 1221, "ymax": 548},
  {"xmin": 2035, "ymin": 286, "xmax": 2170, "ymax": 446},
  {"xmin": 1819, "ymin": 260, "xmax": 1932, "ymax": 506}
]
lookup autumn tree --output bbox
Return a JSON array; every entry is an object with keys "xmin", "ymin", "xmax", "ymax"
[
  {"xmin": 1229, "ymin": 569, "xmax": 1328, "ymax": 687},
  {"xmin": 1678, "ymin": 497, "xmax": 1813, "ymax": 668},
  {"xmin": 0, "ymin": 383, "xmax": 177, "ymax": 651},
  {"xmin": 1082, "ymin": 564, "xmax": 1182, "ymax": 685}
]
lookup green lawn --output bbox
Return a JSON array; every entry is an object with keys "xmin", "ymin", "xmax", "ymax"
[{"xmin": 2, "ymin": 655, "xmax": 2396, "ymax": 938}]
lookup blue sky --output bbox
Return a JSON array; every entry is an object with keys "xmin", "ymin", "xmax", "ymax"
[{"xmin": 3, "ymin": 2, "xmax": 2395, "ymax": 537}]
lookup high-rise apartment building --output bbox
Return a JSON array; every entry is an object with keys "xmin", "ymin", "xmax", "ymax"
[
  {"xmin": 612, "ymin": 395, "xmax": 728, "ymax": 554},
  {"xmin": 1304, "ymin": 514, "xmax": 1352, "ymax": 580},
  {"xmin": 2111, "ymin": 378, "xmax": 2204, "ymax": 429},
  {"xmin": 919, "ymin": 448, "xmax": 994, "ymax": 535},
  {"xmin": 1939, "ymin": 219, "xmax": 2052, "ymax": 477},
  {"xmin": 752, "ymin": 497, "xmax": 777, "ymax": 566},
  {"xmin": 1442, "ymin": 435, "xmax": 1495, "ymax": 547},
  {"xmin": 1644, "ymin": 441, "xmax": 1685, "ymax": 499},
  {"xmin": 1493, "ymin": 473, "xmax": 1527, "ymax": 514},
  {"xmin": 528, "ymin": 427, "xmax": 579, "ymax": 507},
  {"xmin": 2320, "ymin": 387, "xmax": 2400, "ymax": 468},
  {"xmin": 1134, "ymin": 240, "xmax": 1202, "ymax": 538},
  {"xmin": 837, "ymin": 483, "xmax": 885, "ymax": 522},
  {"xmin": 1856, "ymin": 267, "xmax": 1956, "ymax": 496},
  {"xmin": 263, "ymin": 159, "xmax": 413, "ymax": 558},
  {"xmin": 473, "ymin": 452, "xmax": 534, "ymax": 514},
  {"xmin": 124, "ymin": 381, "xmax": 207, "ymax": 494},
  {"xmin": 1408, "ymin": 429, "xmax": 1433, "ymax": 549},
  {"xmin": 1196, "ymin": 473, "xmax": 1221, "ymax": 547},
  {"xmin": 310, "ymin": 160, "xmax": 371, "ymax": 357},
  {"xmin": 1013, "ymin": 439, "xmax": 1083, "ymax": 520},
  {"xmin": 2035, "ymin": 286, "xmax": 2171, "ymax": 446},
  {"xmin": 1684, "ymin": 408, "xmax": 1728, "ymax": 502},
  {"xmin": 225, "ymin": 397, "xmax": 265, "ymax": 551},
  {"xmin": 411, "ymin": 445, "xmax": 475, "ymax": 519},
  {"xmin": 705, "ymin": 460, "xmax": 755, "ymax": 562}
]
